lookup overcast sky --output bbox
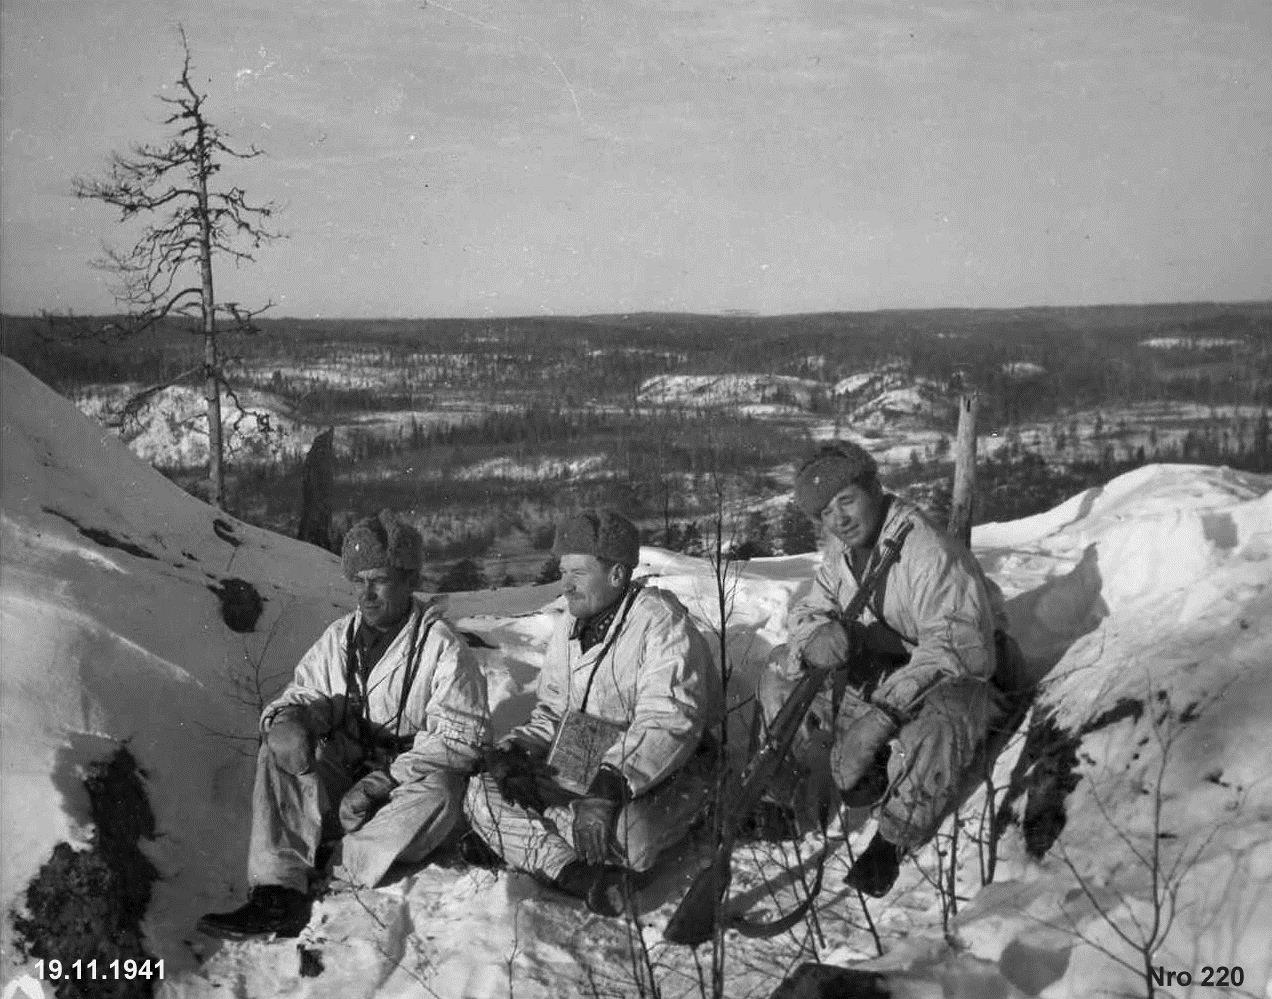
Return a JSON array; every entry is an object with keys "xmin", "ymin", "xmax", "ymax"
[{"xmin": 2, "ymin": 0, "xmax": 1269, "ymax": 319}]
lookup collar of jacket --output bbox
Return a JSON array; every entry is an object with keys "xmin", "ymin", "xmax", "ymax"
[
  {"xmin": 350, "ymin": 598, "xmax": 437, "ymax": 677},
  {"xmin": 566, "ymin": 581, "xmax": 644, "ymax": 657},
  {"xmin": 569, "ymin": 585, "xmax": 629, "ymax": 652},
  {"xmin": 353, "ymin": 614, "xmax": 409, "ymax": 680}
]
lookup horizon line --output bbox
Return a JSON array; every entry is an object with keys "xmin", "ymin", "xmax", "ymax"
[{"xmin": 5, "ymin": 297, "xmax": 1271, "ymax": 325}]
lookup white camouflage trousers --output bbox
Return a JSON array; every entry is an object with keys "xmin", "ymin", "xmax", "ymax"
[
  {"xmin": 247, "ymin": 730, "xmax": 465, "ymax": 891},
  {"xmin": 464, "ymin": 753, "xmax": 714, "ymax": 882}
]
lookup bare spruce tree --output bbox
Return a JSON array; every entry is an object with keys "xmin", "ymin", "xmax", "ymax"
[{"xmin": 73, "ymin": 28, "xmax": 278, "ymax": 508}]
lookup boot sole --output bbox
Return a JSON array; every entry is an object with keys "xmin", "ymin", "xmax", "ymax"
[{"xmin": 196, "ymin": 917, "xmax": 307, "ymax": 940}]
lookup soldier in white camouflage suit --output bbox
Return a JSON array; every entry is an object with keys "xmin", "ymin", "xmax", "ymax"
[
  {"xmin": 758, "ymin": 442, "xmax": 1024, "ymax": 897},
  {"xmin": 199, "ymin": 510, "xmax": 489, "ymax": 938},
  {"xmin": 465, "ymin": 509, "xmax": 723, "ymax": 916}
]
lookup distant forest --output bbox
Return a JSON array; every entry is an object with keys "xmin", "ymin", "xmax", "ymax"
[
  {"xmin": 4, "ymin": 302, "xmax": 1269, "ymax": 585},
  {"xmin": 6, "ymin": 301, "xmax": 1271, "ymax": 427}
]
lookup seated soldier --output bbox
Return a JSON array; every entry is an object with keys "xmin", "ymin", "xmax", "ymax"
[
  {"xmin": 758, "ymin": 442, "xmax": 1025, "ymax": 897},
  {"xmin": 198, "ymin": 510, "xmax": 490, "ymax": 938},
  {"xmin": 465, "ymin": 509, "xmax": 722, "ymax": 916}
]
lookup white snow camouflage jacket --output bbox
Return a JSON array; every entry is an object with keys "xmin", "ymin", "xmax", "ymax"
[
  {"xmin": 786, "ymin": 496, "xmax": 1006, "ymax": 717},
  {"xmin": 509, "ymin": 584, "xmax": 723, "ymax": 797},
  {"xmin": 262, "ymin": 597, "xmax": 489, "ymax": 783}
]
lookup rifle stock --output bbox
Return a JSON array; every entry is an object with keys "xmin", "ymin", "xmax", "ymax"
[{"xmin": 663, "ymin": 522, "xmax": 913, "ymax": 946}]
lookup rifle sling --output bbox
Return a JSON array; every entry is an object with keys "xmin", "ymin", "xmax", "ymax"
[{"xmin": 727, "ymin": 844, "xmax": 831, "ymax": 939}]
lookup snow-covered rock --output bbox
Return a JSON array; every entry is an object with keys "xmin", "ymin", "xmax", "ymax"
[
  {"xmin": 829, "ymin": 364, "xmax": 955, "ymax": 430},
  {"xmin": 74, "ymin": 382, "xmax": 314, "ymax": 468}
]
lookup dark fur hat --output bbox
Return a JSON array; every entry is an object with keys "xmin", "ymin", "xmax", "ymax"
[
  {"xmin": 341, "ymin": 509, "xmax": 424, "ymax": 580},
  {"xmin": 793, "ymin": 442, "xmax": 880, "ymax": 518},
  {"xmin": 551, "ymin": 509, "xmax": 640, "ymax": 567}
]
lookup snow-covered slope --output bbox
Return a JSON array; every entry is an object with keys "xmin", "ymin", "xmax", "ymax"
[
  {"xmin": 963, "ymin": 464, "xmax": 1272, "ymax": 995},
  {"xmin": 1, "ymin": 357, "xmax": 352, "ymax": 975},
  {"xmin": 3, "ymin": 355, "xmax": 1271, "ymax": 998}
]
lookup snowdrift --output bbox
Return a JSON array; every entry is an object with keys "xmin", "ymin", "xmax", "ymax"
[{"xmin": 2, "ymin": 354, "xmax": 1271, "ymax": 998}]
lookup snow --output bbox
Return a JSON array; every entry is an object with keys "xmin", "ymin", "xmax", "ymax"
[
  {"xmin": 74, "ymin": 383, "xmax": 313, "ymax": 467},
  {"xmin": 637, "ymin": 373, "xmax": 824, "ymax": 409},
  {"xmin": 3, "ymin": 354, "xmax": 1272, "ymax": 998},
  {"xmin": 847, "ymin": 381, "xmax": 954, "ymax": 431},
  {"xmin": 1139, "ymin": 336, "xmax": 1245, "ymax": 350},
  {"xmin": 831, "ymin": 362, "xmax": 908, "ymax": 399},
  {"xmin": 452, "ymin": 455, "xmax": 608, "ymax": 482}
]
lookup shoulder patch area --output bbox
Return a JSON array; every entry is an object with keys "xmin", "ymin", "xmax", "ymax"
[{"xmin": 633, "ymin": 584, "xmax": 690, "ymax": 622}]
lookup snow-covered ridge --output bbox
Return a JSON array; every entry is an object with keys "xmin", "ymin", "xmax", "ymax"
[
  {"xmin": 1139, "ymin": 335, "xmax": 1246, "ymax": 349},
  {"xmin": 451, "ymin": 455, "xmax": 608, "ymax": 482},
  {"xmin": 637, "ymin": 372, "xmax": 826, "ymax": 410},
  {"xmin": 1001, "ymin": 360, "xmax": 1046, "ymax": 378},
  {"xmin": 74, "ymin": 382, "xmax": 315, "ymax": 467}
]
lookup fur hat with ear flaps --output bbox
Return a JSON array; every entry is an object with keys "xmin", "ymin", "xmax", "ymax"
[
  {"xmin": 341, "ymin": 509, "xmax": 424, "ymax": 580},
  {"xmin": 793, "ymin": 442, "xmax": 880, "ymax": 519},
  {"xmin": 551, "ymin": 509, "xmax": 640, "ymax": 567}
]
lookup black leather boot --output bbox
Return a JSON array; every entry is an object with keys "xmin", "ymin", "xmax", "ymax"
[
  {"xmin": 845, "ymin": 832, "xmax": 903, "ymax": 898},
  {"xmin": 197, "ymin": 885, "xmax": 312, "ymax": 939}
]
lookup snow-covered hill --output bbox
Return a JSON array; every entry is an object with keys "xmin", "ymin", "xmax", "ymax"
[
  {"xmin": 637, "ymin": 373, "xmax": 826, "ymax": 413},
  {"xmin": 2, "ymin": 356, "xmax": 1271, "ymax": 999},
  {"xmin": 0, "ymin": 359, "xmax": 353, "ymax": 974},
  {"xmin": 74, "ymin": 383, "xmax": 316, "ymax": 468}
]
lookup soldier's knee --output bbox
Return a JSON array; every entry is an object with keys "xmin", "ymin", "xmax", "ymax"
[
  {"xmin": 464, "ymin": 774, "xmax": 501, "ymax": 824},
  {"xmin": 755, "ymin": 654, "xmax": 802, "ymax": 711},
  {"xmin": 617, "ymin": 829, "xmax": 660, "ymax": 873},
  {"xmin": 877, "ymin": 790, "xmax": 940, "ymax": 851}
]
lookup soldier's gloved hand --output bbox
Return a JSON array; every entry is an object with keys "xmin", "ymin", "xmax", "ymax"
[
  {"xmin": 830, "ymin": 700, "xmax": 899, "ymax": 797},
  {"xmin": 573, "ymin": 766, "xmax": 628, "ymax": 866},
  {"xmin": 482, "ymin": 742, "xmax": 546, "ymax": 812},
  {"xmin": 265, "ymin": 708, "xmax": 315, "ymax": 775},
  {"xmin": 803, "ymin": 620, "xmax": 853, "ymax": 670},
  {"xmin": 338, "ymin": 770, "xmax": 395, "ymax": 833}
]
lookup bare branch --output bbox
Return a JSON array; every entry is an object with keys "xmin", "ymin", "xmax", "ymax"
[{"xmin": 70, "ymin": 24, "xmax": 281, "ymax": 508}]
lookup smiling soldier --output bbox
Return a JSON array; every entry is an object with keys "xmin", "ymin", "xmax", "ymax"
[
  {"xmin": 757, "ymin": 442, "xmax": 1023, "ymax": 898},
  {"xmin": 198, "ymin": 509, "xmax": 489, "ymax": 939},
  {"xmin": 464, "ymin": 509, "xmax": 722, "ymax": 916}
]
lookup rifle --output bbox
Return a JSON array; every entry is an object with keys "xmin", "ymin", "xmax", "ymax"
[{"xmin": 663, "ymin": 521, "xmax": 912, "ymax": 947}]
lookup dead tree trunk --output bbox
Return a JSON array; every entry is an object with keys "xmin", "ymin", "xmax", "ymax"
[
  {"xmin": 71, "ymin": 29, "xmax": 277, "ymax": 511},
  {"xmin": 193, "ymin": 110, "xmax": 225, "ymax": 509},
  {"xmin": 298, "ymin": 428, "xmax": 336, "ymax": 552},
  {"xmin": 948, "ymin": 392, "xmax": 979, "ymax": 547}
]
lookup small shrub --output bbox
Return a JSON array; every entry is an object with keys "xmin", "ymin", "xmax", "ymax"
[
  {"xmin": 535, "ymin": 555, "xmax": 562, "ymax": 584},
  {"xmin": 437, "ymin": 557, "xmax": 487, "ymax": 593}
]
